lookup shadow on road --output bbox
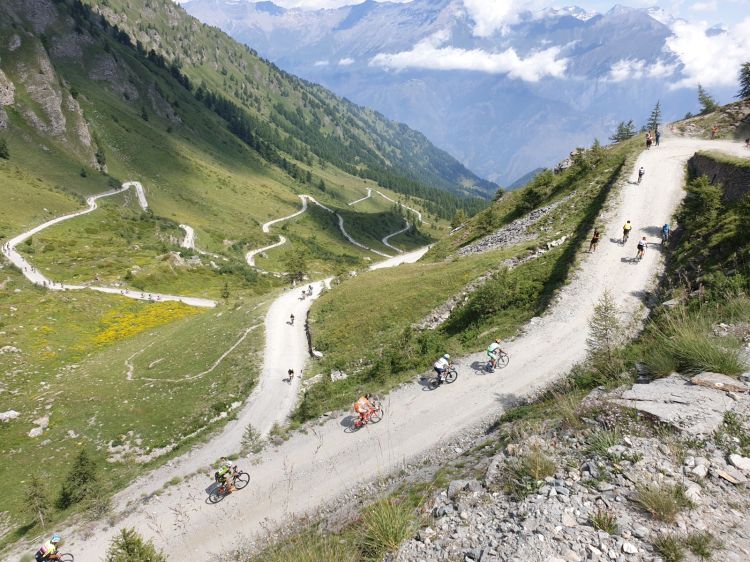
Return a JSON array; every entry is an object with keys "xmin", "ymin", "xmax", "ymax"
[
  {"xmin": 470, "ymin": 360, "xmax": 490, "ymax": 375},
  {"xmin": 418, "ymin": 376, "xmax": 435, "ymax": 391}
]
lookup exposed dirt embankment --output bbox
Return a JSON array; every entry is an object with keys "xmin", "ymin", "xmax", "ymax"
[{"xmin": 688, "ymin": 152, "xmax": 750, "ymax": 203}]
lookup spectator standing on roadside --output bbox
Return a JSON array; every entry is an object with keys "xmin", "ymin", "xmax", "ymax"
[{"xmin": 589, "ymin": 228, "xmax": 601, "ymax": 253}]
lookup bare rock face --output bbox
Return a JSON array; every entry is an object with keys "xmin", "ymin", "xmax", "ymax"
[
  {"xmin": 65, "ymin": 92, "xmax": 92, "ymax": 147},
  {"xmin": 691, "ymin": 371, "xmax": 749, "ymax": 393},
  {"xmin": 0, "ymin": 69, "xmax": 15, "ymax": 106},
  {"xmin": 16, "ymin": 41, "xmax": 67, "ymax": 136},
  {"xmin": 7, "ymin": 0, "xmax": 56, "ymax": 33},
  {"xmin": 88, "ymin": 53, "xmax": 139, "ymax": 101},
  {"xmin": 148, "ymin": 81, "xmax": 181, "ymax": 124},
  {"xmin": 614, "ymin": 374, "xmax": 750, "ymax": 435},
  {"xmin": 8, "ymin": 34, "xmax": 21, "ymax": 51},
  {"xmin": 49, "ymin": 31, "xmax": 92, "ymax": 60},
  {"xmin": 0, "ymin": 68, "xmax": 12, "ymax": 129}
]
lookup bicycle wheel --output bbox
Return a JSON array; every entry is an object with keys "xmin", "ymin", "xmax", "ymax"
[
  {"xmin": 369, "ymin": 408, "xmax": 383, "ymax": 424},
  {"xmin": 208, "ymin": 487, "xmax": 226, "ymax": 504},
  {"xmin": 428, "ymin": 377, "xmax": 440, "ymax": 390},
  {"xmin": 496, "ymin": 352, "xmax": 509, "ymax": 369},
  {"xmin": 59, "ymin": 554, "xmax": 75, "ymax": 562},
  {"xmin": 234, "ymin": 471, "xmax": 250, "ymax": 490},
  {"xmin": 444, "ymin": 368, "xmax": 458, "ymax": 384}
]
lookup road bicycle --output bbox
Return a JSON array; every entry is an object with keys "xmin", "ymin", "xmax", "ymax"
[
  {"xmin": 428, "ymin": 365, "xmax": 458, "ymax": 390},
  {"xmin": 352, "ymin": 399, "xmax": 383, "ymax": 430},
  {"xmin": 209, "ymin": 466, "xmax": 250, "ymax": 503},
  {"xmin": 485, "ymin": 351, "xmax": 510, "ymax": 373}
]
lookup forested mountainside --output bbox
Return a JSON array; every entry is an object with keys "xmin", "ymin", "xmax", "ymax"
[{"xmin": 78, "ymin": 0, "xmax": 497, "ymax": 207}]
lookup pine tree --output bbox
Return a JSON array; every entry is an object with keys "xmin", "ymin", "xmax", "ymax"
[
  {"xmin": 450, "ymin": 209, "xmax": 467, "ymax": 229},
  {"xmin": 646, "ymin": 101, "xmax": 662, "ymax": 133},
  {"xmin": 587, "ymin": 290, "xmax": 623, "ymax": 375},
  {"xmin": 737, "ymin": 62, "xmax": 750, "ymax": 100},
  {"xmin": 697, "ymin": 84, "xmax": 718, "ymax": 114},
  {"xmin": 609, "ymin": 120, "xmax": 636, "ymax": 143},
  {"xmin": 57, "ymin": 449, "xmax": 98, "ymax": 509},
  {"xmin": 283, "ymin": 248, "xmax": 308, "ymax": 282},
  {"xmin": 0, "ymin": 137, "xmax": 9, "ymax": 159},
  {"xmin": 105, "ymin": 528, "xmax": 167, "ymax": 562},
  {"xmin": 24, "ymin": 474, "xmax": 50, "ymax": 529}
]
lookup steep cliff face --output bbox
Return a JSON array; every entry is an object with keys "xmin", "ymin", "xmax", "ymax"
[{"xmin": 0, "ymin": 0, "xmax": 100, "ymax": 165}]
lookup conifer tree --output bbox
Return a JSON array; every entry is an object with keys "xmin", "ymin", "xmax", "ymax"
[
  {"xmin": 105, "ymin": 528, "xmax": 167, "ymax": 562},
  {"xmin": 587, "ymin": 290, "xmax": 623, "ymax": 374},
  {"xmin": 697, "ymin": 84, "xmax": 718, "ymax": 114},
  {"xmin": 646, "ymin": 101, "xmax": 662, "ymax": 132},
  {"xmin": 24, "ymin": 474, "xmax": 50, "ymax": 529},
  {"xmin": 0, "ymin": 137, "xmax": 10, "ymax": 159},
  {"xmin": 57, "ymin": 449, "xmax": 98, "ymax": 509},
  {"xmin": 737, "ymin": 62, "xmax": 750, "ymax": 100},
  {"xmin": 609, "ymin": 120, "xmax": 636, "ymax": 143}
]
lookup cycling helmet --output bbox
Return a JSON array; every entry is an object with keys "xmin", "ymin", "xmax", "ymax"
[
  {"xmin": 495, "ymin": 338, "xmax": 501, "ymax": 343},
  {"xmin": 51, "ymin": 535, "xmax": 61, "ymax": 543},
  {"xmin": 365, "ymin": 393, "xmax": 372, "ymax": 399},
  {"xmin": 443, "ymin": 354, "xmax": 450, "ymax": 360}
]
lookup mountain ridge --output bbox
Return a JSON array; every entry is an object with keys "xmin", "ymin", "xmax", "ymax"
[{"xmin": 181, "ymin": 0, "xmax": 735, "ymax": 184}]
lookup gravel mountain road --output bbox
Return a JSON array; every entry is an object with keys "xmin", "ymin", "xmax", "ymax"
[{"xmin": 11, "ymin": 137, "xmax": 747, "ymax": 561}]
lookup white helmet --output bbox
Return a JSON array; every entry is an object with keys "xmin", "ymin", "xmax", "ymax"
[{"xmin": 443, "ymin": 354, "xmax": 450, "ymax": 360}]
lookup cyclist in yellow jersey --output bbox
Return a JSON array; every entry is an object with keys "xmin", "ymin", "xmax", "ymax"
[{"xmin": 622, "ymin": 220, "xmax": 632, "ymax": 243}]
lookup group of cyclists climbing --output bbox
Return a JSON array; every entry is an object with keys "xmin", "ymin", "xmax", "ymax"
[{"xmin": 621, "ymin": 220, "xmax": 670, "ymax": 261}]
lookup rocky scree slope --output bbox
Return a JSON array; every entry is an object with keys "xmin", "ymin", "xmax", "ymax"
[{"xmin": 394, "ymin": 373, "xmax": 750, "ymax": 562}]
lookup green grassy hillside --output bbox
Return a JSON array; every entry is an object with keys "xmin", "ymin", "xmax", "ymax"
[
  {"xmin": 0, "ymin": 0, "xmax": 461, "ymax": 543},
  {"xmin": 300, "ymin": 137, "xmax": 642, "ymax": 421},
  {"xmin": 84, "ymin": 0, "xmax": 496, "ymax": 203}
]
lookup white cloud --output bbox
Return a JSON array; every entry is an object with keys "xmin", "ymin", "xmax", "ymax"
[
  {"xmin": 461, "ymin": 0, "xmax": 544, "ymax": 37},
  {"xmin": 607, "ymin": 58, "xmax": 677, "ymax": 82},
  {"xmin": 313, "ymin": 59, "xmax": 330, "ymax": 66},
  {"xmin": 338, "ymin": 57, "xmax": 355, "ymax": 65},
  {"xmin": 369, "ymin": 31, "xmax": 567, "ymax": 81},
  {"xmin": 233, "ymin": 0, "xmax": 412, "ymax": 9},
  {"xmin": 665, "ymin": 17, "xmax": 750, "ymax": 88},
  {"xmin": 689, "ymin": 1, "xmax": 718, "ymax": 12}
]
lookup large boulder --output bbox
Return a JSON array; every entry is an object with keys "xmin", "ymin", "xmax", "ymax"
[
  {"xmin": 691, "ymin": 371, "xmax": 749, "ymax": 393},
  {"xmin": 614, "ymin": 374, "xmax": 750, "ymax": 436}
]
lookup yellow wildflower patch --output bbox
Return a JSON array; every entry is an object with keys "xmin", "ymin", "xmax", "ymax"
[{"xmin": 92, "ymin": 302, "xmax": 201, "ymax": 346}]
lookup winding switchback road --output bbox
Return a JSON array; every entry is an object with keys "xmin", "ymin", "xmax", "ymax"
[
  {"xmin": 22, "ymin": 137, "xmax": 749, "ymax": 561},
  {"xmin": 1, "ymin": 181, "xmax": 216, "ymax": 308},
  {"xmin": 245, "ymin": 194, "xmax": 393, "ymax": 269}
]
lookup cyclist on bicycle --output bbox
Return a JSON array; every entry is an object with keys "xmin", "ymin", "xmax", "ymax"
[
  {"xmin": 637, "ymin": 167, "xmax": 645, "ymax": 184},
  {"xmin": 353, "ymin": 393, "xmax": 374, "ymax": 424},
  {"xmin": 622, "ymin": 220, "xmax": 632, "ymax": 243},
  {"xmin": 35, "ymin": 535, "xmax": 62, "ymax": 561},
  {"xmin": 215, "ymin": 457, "xmax": 236, "ymax": 493},
  {"xmin": 636, "ymin": 237, "xmax": 647, "ymax": 260},
  {"xmin": 661, "ymin": 223, "xmax": 670, "ymax": 244},
  {"xmin": 486, "ymin": 339, "xmax": 504, "ymax": 370},
  {"xmin": 434, "ymin": 354, "xmax": 450, "ymax": 383}
]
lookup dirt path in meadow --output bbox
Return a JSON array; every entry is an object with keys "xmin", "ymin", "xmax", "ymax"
[
  {"xmin": 10, "ymin": 137, "xmax": 748, "ymax": 562},
  {"xmin": 1, "ymin": 181, "xmax": 215, "ymax": 308},
  {"xmin": 245, "ymin": 193, "xmax": 399, "ymax": 271}
]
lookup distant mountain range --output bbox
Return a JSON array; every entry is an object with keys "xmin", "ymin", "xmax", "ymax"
[{"xmin": 181, "ymin": 0, "xmax": 736, "ymax": 185}]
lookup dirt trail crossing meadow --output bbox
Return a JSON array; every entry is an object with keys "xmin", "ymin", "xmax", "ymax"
[
  {"xmin": 1, "ymin": 181, "xmax": 215, "ymax": 308},
  {"xmin": 12, "ymin": 137, "xmax": 749, "ymax": 561},
  {"xmin": 245, "ymin": 193, "xmax": 396, "ymax": 270}
]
